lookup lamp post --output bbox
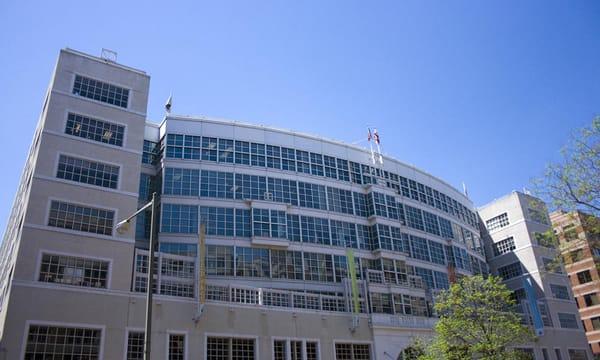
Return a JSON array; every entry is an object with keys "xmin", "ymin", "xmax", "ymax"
[{"xmin": 115, "ymin": 192, "xmax": 157, "ymax": 360}]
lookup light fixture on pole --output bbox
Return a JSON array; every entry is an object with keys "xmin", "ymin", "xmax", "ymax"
[{"xmin": 115, "ymin": 192, "xmax": 157, "ymax": 360}]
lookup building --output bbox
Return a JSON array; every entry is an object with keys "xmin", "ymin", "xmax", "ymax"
[
  {"xmin": 478, "ymin": 192, "xmax": 591, "ymax": 360},
  {"xmin": 550, "ymin": 210, "xmax": 600, "ymax": 355},
  {"xmin": 0, "ymin": 48, "xmax": 488, "ymax": 359}
]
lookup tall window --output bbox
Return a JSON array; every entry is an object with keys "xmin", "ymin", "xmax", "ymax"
[
  {"xmin": 127, "ymin": 331, "xmax": 144, "ymax": 360},
  {"xmin": 168, "ymin": 334, "xmax": 185, "ymax": 360},
  {"xmin": 206, "ymin": 337, "xmax": 255, "ymax": 360},
  {"xmin": 24, "ymin": 325, "xmax": 102, "ymax": 359},
  {"xmin": 72, "ymin": 74, "xmax": 129, "ymax": 108},
  {"xmin": 405, "ymin": 205, "xmax": 425, "ymax": 231},
  {"xmin": 48, "ymin": 200, "xmax": 114, "ymax": 236},
  {"xmin": 206, "ymin": 245, "xmax": 234, "ymax": 276},
  {"xmin": 57, "ymin": 154, "xmax": 119, "ymax": 189},
  {"xmin": 304, "ymin": 252, "xmax": 334, "ymax": 282},
  {"xmin": 38, "ymin": 253, "xmax": 109, "ymax": 288},
  {"xmin": 271, "ymin": 250, "xmax": 303, "ymax": 280},
  {"xmin": 65, "ymin": 113, "xmax": 124, "ymax": 146}
]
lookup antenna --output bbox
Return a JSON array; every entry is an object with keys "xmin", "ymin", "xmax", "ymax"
[{"xmin": 100, "ymin": 48, "xmax": 118, "ymax": 63}]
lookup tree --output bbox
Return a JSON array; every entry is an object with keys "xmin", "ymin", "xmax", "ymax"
[
  {"xmin": 532, "ymin": 117, "xmax": 600, "ymax": 269},
  {"xmin": 533, "ymin": 117, "xmax": 600, "ymax": 218},
  {"xmin": 420, "ymin": 275, "xmax": 534, "ymax": 360}
]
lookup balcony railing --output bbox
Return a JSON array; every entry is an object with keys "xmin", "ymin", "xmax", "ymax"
[
  {"xmin": 370, "ymin": 313, "xmax": 437, "ymax": 329},
  {"xmin": 365, "ymin": 269, "xmax": 425, "ymax": 290}
]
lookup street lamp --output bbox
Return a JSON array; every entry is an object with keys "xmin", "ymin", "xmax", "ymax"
[{"xmin": 116, "ymin": 192, "xmax": 157, "ymax": 360}]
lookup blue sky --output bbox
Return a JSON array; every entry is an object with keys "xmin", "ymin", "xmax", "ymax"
[{"xmin": 0, "ymin": 1, "xmax": 599, "ymax": 231}]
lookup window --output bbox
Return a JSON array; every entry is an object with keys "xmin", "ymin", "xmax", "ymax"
[
  {"xmin": 139, "ymin": 173, "xmax": 153, "ymax": 201},
  {"xmin": 169, "ymin": 334, "xmax": 185, "ymax": 360},
  {"xmin": 569, "ymin": 249, "xmax": 584, "ymax": 264},
  {"xmin": 271, "ymin": 250, "xmax": 303, "ymax": 280},
  {"xmin": 591, "ymin": 317, "xmax": 600, "ymax": 330},
  {"xmin": 160, "ymin": 243, "xmax": 197, "ymax": 257},
  {"xmin": 24, "ymin": 325, "xmax": 101, "ymax": 359},
  {"xmin": 327, "ymin": 187, "xmax": 354, "ymax": 215},
  {"xmin": 497, "ymin": 262, "xmax": 523, "ymax": 280},
  {"xmin": 433, "ymin": 270, "xmax": 450, "ymax": 289},
  {"xmin": 353, "ymin": 192, "xmax": 368, "ymax": 217},
  {"xmin": 296, "ymin": 150, "xmax": 310, "ymax": 174},
  {"xmin": 206, "ymin": 337, "xmax": 255, "ymax": 360},
  {"xmin": 266, "ymin": 145, "xmax": 281, "ymax": 169},
  {"xmin": 281, "ymin": 147, "xmax": 296, "ymax": 171},
  {"xmin": 555, "ymin": 349, "xmax": 563, "ymax": 360},
  {"xmin": 200, "ymin": 170, "xmax": 234, "ymax": 199},
  {"xmin": 234, "ymin": 141, "xmax": 250, "ymax": 165},
  {"xmin": 201, "ymin": 137, "xmax": 218, "ymax": 161},
  {"xmin": 250, "ymin": 143, "xmax": 265, "ymax": 166},
  {"xmin": 252, "ymin": 209, "xmax": 270, "ymax": 237},
  {"xmin": 200, "ymin": 207, "xmax": 234, "ymax": 236},
  {"xmin": 142, "ymin": 140, "xmax": 159, "ymax": 164},
  {"xmin": 370, "ymin": 292, "xmax": 393, "ymax": 314},
  {"xmin": 218, "ymin": 138, "xmax": 234, "ymax": 163},
  {"xmin": 423, "ymin": 211, "xmax": 440, "ymax": 236},
  {"xmin": 164, "ymin": 168, "xmax": 200, "ymax": 196},
  {"xmin": 410, "ymin": 236, "xmax": 431, "ymax": 262},
  {"xmin": 304, "ymin": 252, "xmax": 334, "ymax": 282},
  {"xmin": 57, "ymin": 154, "xmax": 119, "ymax": 189},
  {"xmin": 334, "ymin": 343, "xmax": 371, "ymax": 360},
  {"xmin": 235, "ymin": 209, "xmax": 251, "ymax": 238},
  {"xmin": 577, "ymin": 270, "xmax": 593, "ymax": 284},
  {"xmin": 567, "ymin": 349, "xmax": 588, "ymax": 360},
  {"xmin": 493, "ymin": 237, "xmax": 516, "ymax": 256},
  {"xmin": 298, "ymin": 182, "xmax": 327, "ymax": 210},
  {"xmin": 557, "ymin": 313, "xmax": 578, "ymax": 329},
  {"xmin": 368, "ymin": 192, "xmax": 387, "ymax": 217},
  {"xmin": 127, "ymin": 331, "xmax": 144, "ymax": 359},
  {"xmin": 550, "ymin": 284, "xmax": 570, "ymax": 300},
  {"xmin": 234, "ymin": 174, "xmax": 267, "ymax": 201},
  {"xmin": 405, "ymin": 205, "xmax": 425, "ymax": 231},
  {"xmin": 273, "ymin": 339, "xmax": 319, "ymax": 360},
  {"xmin": 73, "ymin": 74, "xmax": 129, "ymax": 108},
  {"xmin": 236, "ymin": 247, "xmax": 270, "ymax": 277},
  {"xmin": 270, "ymin": 210, "xmax": 287, "ymax": 239},
  {"xmin": 300, "ymin": 216, "xmax": 330, "ymax": 245},
  {"xmin": 287, "ymin": 214, "xmax": 301, "ymax": 242},
  {"xmin": 337, "ymin": 159, "xmax": 350, "ymax": 181},
  {"xmin": 48, "ymin": 200, "xmax": 114, "ymax": 236},
  {"xmin": 349, "ymin": 161, "xmax": 362, "ymax": 184},
  {"xmin": 310, "ymin": 153, "xmax": 324, "ymax": 176},
  {"xmin": 414, "ymin": 267, "xmax": 434, "ymax": 289},
  {"xmin": 330, "ymin": 220, "xmax": 358, "ymax": 248},
  {"xmin": 584, "ymin": 293, "xmax": 600, "ymax": 307},
  {"xmin": 324, "ymin": 155, "xmax": 337, "ymax": 179},
  {"xmin": 66, "ymin": 113, "xmax": 124, "ymax": 146},
  {"xmin": 206, "ymin": 245, "xmax": 234, "ymax": 276},
  {"xmin": 162, "ymin": 204, "xmax": 198, "ymax": 234},
  {"xmin": 429, "ymin": 240, "xmax": 446, "ymax": 265},
  {"xmin": 39, "ymin": 253, "xmax": 108, "ymax": 288},
  {"xmin": 485, "ymin": 213, "xmax": 509, "ymax": 231},
  {"xmin": 268, "ymin": 178, "xmax": 298, "ymax": 205}
]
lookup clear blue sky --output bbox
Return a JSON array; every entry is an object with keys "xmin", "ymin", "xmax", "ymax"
[{"xmin": 0, "ymin": 1, "xmax": 599, "ymax": 232}]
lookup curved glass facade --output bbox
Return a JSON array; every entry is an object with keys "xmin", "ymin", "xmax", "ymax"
[{"xmin": 137, "ymin": 116, "xmax": 487, "ymax": 319}]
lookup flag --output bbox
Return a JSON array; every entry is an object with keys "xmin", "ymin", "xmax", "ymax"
[
  {"xmin": 367, "ymin": 128, "xmax": 372, "ymax": 142},
  {"xmin": 373, "ymin": 129, "xmax": 380, "ymax": 144}
]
